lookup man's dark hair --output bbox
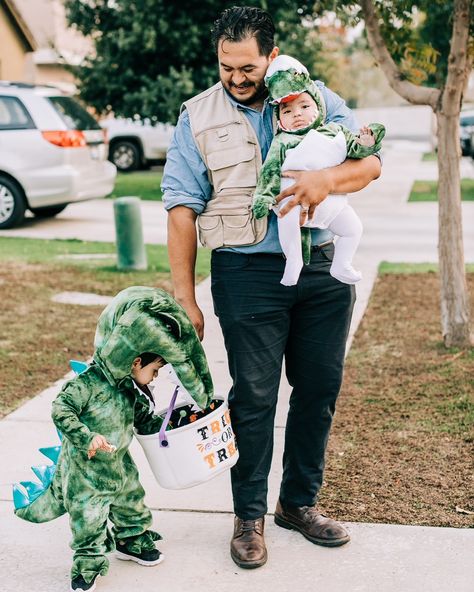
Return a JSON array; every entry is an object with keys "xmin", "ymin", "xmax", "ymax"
[{"xmin": 211, "ymin": 6, "xmax": 275, "ymax": 56}]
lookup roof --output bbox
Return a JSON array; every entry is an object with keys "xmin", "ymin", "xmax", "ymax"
[{"xmin": 1, "ymin": 0, "xmax": 37, "ymax": 51}]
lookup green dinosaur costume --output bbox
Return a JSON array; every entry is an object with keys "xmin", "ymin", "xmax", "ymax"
[
  {"xmin": 252, "ymin": 55, "xmax": 385, "ymax": 265},
  {"xmin": 14, "ymin": 286, "xmax": 213, "ymax": 584}
]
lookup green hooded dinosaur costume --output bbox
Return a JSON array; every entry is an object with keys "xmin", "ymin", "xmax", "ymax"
[
  {"xmin": 252, "ymin": 55, "xmax": 385, "ymax": 266},
  {"xmin": 14, "ymin": 286, "xmax": 213, "ymax": 585}
]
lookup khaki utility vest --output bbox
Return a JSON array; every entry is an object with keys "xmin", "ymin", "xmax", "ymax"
[
  {"xmin": 183, "ymin": 82, "xmax": 267, "ymax": 249},
  {"xmin": 183, "ymin": 81, "xmax": 327, "ymax": 249}
]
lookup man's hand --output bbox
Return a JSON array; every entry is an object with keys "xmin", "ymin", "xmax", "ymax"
[
  {"xmin": 178, "ymin": 299, "xmax": 205, "ymax": 341},
  {"xmin": 275, "ymin": 156, "xmax": 381, "ymax": 225},
  {"xmin": 88, "ymin": 435, "xmax": 116, "ymax": 459},
  {"xmin": 276, "ymin": 169, "xmax": 333, "ymax": 225}
]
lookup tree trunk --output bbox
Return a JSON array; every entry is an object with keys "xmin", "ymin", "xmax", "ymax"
[
  {"xmin": 436, "ymin": 111, "xmax": 472, "ymax": 347},
  {"xmin": 360, "ymin": 0, "xmax": 472, "ymax": 347}
]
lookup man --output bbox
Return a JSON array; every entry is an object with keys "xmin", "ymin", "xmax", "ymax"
[{"xmin": 162, "ymin": 6, "xmax": 381, "ymax": 569}]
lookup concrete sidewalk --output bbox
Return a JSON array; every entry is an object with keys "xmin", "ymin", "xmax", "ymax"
[{"xmin": 1, "ymin": 141, "xmax": 474, "ymax": 591}]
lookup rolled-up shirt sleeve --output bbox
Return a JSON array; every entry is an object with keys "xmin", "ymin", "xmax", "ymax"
[
  {"xmin": 161, "ymin": 110, "xmax": 212, "ymax": 214},
  {"xmin": 319, "ymin": 81, "xmax": 382, "ymax": 163},
  {"xmin": 318, "ymin": 81, "xmax": 360, "ymax": 132}
]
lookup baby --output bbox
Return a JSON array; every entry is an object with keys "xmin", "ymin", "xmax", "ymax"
[{"xmin": 252, "ymin": 55, "xmax": 385, "ymax": 286}]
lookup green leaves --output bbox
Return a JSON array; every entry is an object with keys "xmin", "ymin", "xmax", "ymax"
[{"xmin": 65, "ymin": 0, "xmax": 320, "ymax": 123}]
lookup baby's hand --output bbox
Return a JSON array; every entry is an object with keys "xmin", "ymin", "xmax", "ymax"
[
  {"xmin": 253, "ymin": 195, "xmax": 274, "ymax": 219},
  {"xmin": 88, "ymin": 434, "xmax": 116, "ymax": 459},
  {"xmin": 357, "ymin": 126, "xmax": 375, "ymax": 147}
]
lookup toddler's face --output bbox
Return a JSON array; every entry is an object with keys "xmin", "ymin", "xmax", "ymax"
[
  {"xmin": 132, "ymin": 357, "xmax": 165, "ymax": 386},
  {"xmin": 279, "ymin": 92, "xmax": 318, "ymax": 131}
]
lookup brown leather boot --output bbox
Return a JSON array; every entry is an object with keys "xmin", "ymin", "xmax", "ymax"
[
  {"xmin": 274, "ymin": 499, "xmax": 350, "ymax": 547},
  {"xmin": 230, "ymin": 516, "xmax": 267, "ymax": 569}
]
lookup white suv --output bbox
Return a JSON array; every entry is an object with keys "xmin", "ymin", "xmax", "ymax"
[
  {"xmin": 0, "ymin": 82, "xmax": 116, "ymax": 229},
  {"xmin": 101, "ymin": 118, "xmax": 174, "ymax": 172}
]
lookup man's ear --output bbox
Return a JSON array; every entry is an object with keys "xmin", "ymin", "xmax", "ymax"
[
  {"xmin": 156, "ymin": 312, "xmax": 182, "ymax": 339},
  {"xmin": 269, "ymin": 46, "xmax": 279, "ymax": 62}
]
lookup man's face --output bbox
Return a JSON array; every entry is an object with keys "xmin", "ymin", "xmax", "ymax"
[{"xmin": 218, "ymin": 36, "xmax": 279, "ymax": 105}]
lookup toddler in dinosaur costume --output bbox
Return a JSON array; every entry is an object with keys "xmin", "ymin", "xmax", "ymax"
[
  {"xmin": 14, "ymin": 286, "xmax": 213, "ymax": 592},
  {"xmin": 252, "ymin": 55, "xmax": 385, "ymax": 286}
]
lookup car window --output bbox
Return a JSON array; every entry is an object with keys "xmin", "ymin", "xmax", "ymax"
[
  {"xmin": 48, "ymin": 96, "xmax": 101, "ymax": 131},
  {"xmin": 460, "ymin": 115, "xmax": 474, "ymax": 127},
  {"xmin": 0, "ymin": 96, "xmax": 35, "ymax": 130}
]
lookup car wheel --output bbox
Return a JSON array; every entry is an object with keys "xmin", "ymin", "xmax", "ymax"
[
  {"xmin": 30, "ymin": 204, "xmax": 68, "ymax": 218},
  {"xmin": 110, "ymin": 140, "xmax": 140, "ymax": 172},
  {"xmin": 0, "ymin": 175, "xmax": 26, "ymax": 229}
]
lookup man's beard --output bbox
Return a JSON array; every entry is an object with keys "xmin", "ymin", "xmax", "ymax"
[{"xmin": 223, "ymin": 78, "xmax": 268, "ymax": 105}]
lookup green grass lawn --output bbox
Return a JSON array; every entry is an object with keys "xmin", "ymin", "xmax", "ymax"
[
  {"xmin": 0, "ymin": 236, "xmax": 210, "ymax": 418},
  {"xmin": 0, "ymin": 236, "xmax": 210, "ymax": 278},
  {"xmin": 110, "ymin": 171, "xmax": 163, "ymax": 201},
  {"xmin": 408, "ymin": 179, "xmax": 474, "ymax": 202},
  {"xmin": 379, "ymin": 261, "xmax": 474, "ymax": 274},
  {"xmin": 422, "ymin": 151, "xmax": 437, "ymax": 161}
]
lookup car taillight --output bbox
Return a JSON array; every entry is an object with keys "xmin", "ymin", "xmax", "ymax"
[
  {"xmin": 41, "ymin": 130, "xmax": 87, "ymax": 148},
  {"xmin": 102, "ymin": 128, "xmax": 108, "ymax": 144}
]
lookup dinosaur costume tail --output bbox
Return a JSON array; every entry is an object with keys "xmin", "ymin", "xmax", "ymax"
[
  {"xmin": 14, "ymin": 482, "xmax": 65, "ymax": 523},
  {"xmin": 13, "ymin": 437, "xmax": 65, "ymax": 522}
]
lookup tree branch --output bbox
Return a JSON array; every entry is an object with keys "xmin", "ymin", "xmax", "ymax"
[
  {"xmin": 442, "ymin": 0, "xmax": 472, "ymax": 115},
  {"xmin": 359, "ymin": 0, "xmax": 440, "ymax": 109}
]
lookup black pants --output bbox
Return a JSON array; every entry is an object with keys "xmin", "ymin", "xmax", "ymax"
[{"xmin": 211, "ymin": 244, "xmax": 355, "ymax": 520}]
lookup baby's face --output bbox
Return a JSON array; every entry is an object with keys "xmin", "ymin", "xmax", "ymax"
[{"xmin": 279, "ymin": 92, "xmax": 318, "ymax": 130}]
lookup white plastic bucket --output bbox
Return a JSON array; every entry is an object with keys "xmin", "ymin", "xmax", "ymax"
[{"xmin": 135, "ymin": 395, "xmax": 239, "ymax": 489}]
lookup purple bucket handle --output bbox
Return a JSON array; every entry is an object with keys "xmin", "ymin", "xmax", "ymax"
[{"xmin": 158, "ymin": 386, "xmax": 180, "ymax": 448}]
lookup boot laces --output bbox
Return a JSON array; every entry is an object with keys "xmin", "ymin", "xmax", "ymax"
[{"xmin": 237, "ymin": 518, "xmax": 263, "ymax": 536}]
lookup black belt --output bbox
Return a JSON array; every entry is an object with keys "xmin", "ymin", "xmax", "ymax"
[
  {"xmin": 255, "ymin": 240, "xmax": 333, "ymax": 259},
  {"xmin": 311, "ymin": 239, "xmax": 334, "ymax": 251},
  {"xmin": 214, "ymin": 240, "xmax": 334, "ymax": 259}
]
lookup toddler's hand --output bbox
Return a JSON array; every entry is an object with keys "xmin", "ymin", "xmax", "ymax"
[
  {"xmin": 357, "ymin": 126, "xmax": 375, "ymax": 147},
  {"xmin": 88, "ymin": 434, "xmax": 116, "ymax": 459}
]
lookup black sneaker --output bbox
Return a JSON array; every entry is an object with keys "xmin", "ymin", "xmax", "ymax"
[
  {"xmin": 115, "ymin": 545, "xmax": 164, "ymax": 566},
  {"xmin": 70, "ymin": 574, "xmax": 98, "ymax": 591}
]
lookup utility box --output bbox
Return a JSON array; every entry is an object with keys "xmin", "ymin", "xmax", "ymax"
[{"xmin": 114, "ymin": 196, "xmax": 148, "ymax": 271}]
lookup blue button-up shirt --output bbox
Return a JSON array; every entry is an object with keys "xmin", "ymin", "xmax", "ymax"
[{"xmin": 161, "ymin": 81, "xmax": 360, "ymax": 253}]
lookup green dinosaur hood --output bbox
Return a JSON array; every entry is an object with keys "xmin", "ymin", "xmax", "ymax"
[
  {"xmin": 265, "ymin": 54, "xmax": 326, "ymax": 135},
  {"xmin": 93, "ymin": 286, "xmax": 213, "ymax": 409}
]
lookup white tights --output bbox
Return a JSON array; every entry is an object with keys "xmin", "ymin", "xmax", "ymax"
[{"xmin": 277, "ymin": 202, "xmax": 363, "ymax": 286}]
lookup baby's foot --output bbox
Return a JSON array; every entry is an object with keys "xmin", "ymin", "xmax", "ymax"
[{"xmin": 330, "ymin": 263, "xmax": 362, "ymax": 284}]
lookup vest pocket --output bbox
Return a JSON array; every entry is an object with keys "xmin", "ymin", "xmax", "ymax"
[
  {"xmin": 207, "ymin": 143, "xmax": 256, "ymax": 193},
  {"xmin": 198, "ymin": 207, "xmax": 260, "ymax": 249}
]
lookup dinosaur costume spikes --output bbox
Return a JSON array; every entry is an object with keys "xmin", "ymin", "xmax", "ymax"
[
  {"xmin": 70, "ymin": 360, "xmax": 89, "ymax": 375},
  {"xmin": 13, "ymin": 484, "xmax": 30, "ymax": 510},
  {"xmin": 20, "ymin": 480, "xmax": 45, "ymax": 501},
  {"xmin": 39, "ymin": 446, "xmax": 61, "ymax": 464},
  {"xmin": 31, "ymin": 464, "xmax": 56, "ymax": 488}
]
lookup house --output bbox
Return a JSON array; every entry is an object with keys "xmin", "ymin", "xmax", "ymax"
[
  {"xmin": 0, "ymin": 0, "xmax": 36, "ymax": 80},
  {"xmin": 1, "ymin": 0, "xmax": 91, "ymax": 91}
]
